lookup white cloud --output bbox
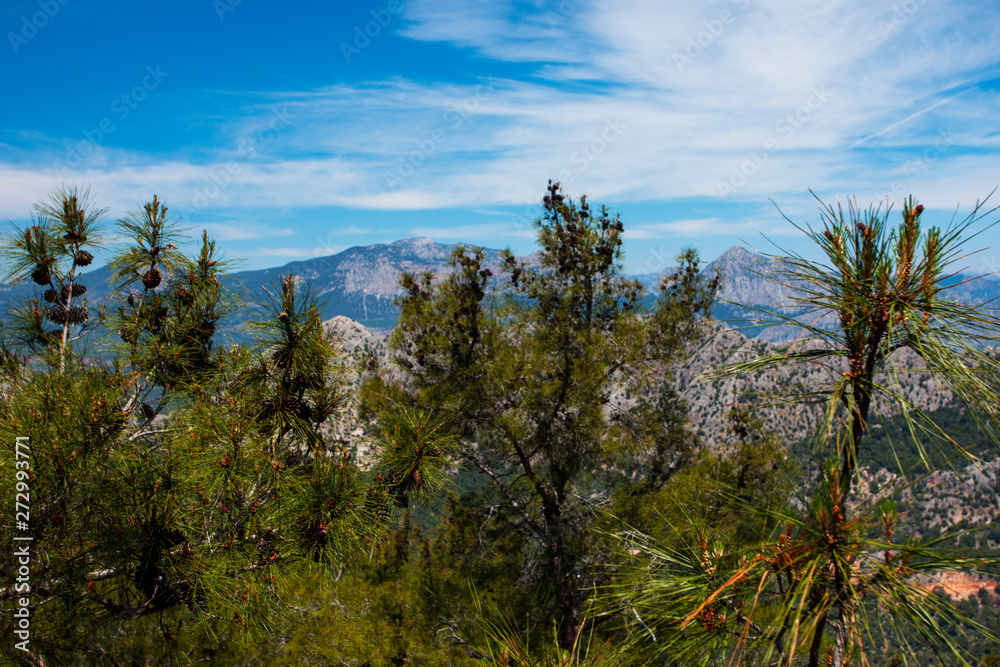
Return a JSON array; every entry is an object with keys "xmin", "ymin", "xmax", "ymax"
[
  {"xmin": 409, "ymin": 223, "xmax": 538, "ymax": 241},
  {"xmin": 250, "ymin": 246, "xmax": 345, "ymax": 259},
  {"xmin": 625, "ymin": 217, "xmax": 802, "ymax": 240},
  {"xmin": 200, "ymin": 223, "xmax": 295, "ymax": 241},
  {"xmin": 2, "ymin": 0, "xmax": 999, "ymax": 230}
]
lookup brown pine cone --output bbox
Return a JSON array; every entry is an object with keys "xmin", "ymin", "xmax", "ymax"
[
  {"xmin": 35, "ymin": 331, "xmax": 59, "ymax": 347},
  {"xmin": 142, "ymin": 268, "xmax": 162, "ymax": 290},
  {"xmin": 67, "ymin": 306, "xmax": 88, "ymax": 325},
  {"xmin": 293, "ymin": 399, "xmax": 313, "ymax": 421},
  {"xmin": 46, "ymin": 305, "xmax": 68, "ymax": 325},
  {"xmin": 74, "ymin": 250, "xmax": 94, "ymax": 267},
  {"xmin": 31, "ymin": 265, "xmax": 51, "ymax": 286},
  {"xmin": 60, "ymin": 283, "xmax": 87, "ymax": 300}
]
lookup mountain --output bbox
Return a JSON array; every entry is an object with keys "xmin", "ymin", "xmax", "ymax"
[
  {"xmin": 3, "ymin": 240, "xmax": 999, "ymax": 340},
  {"xmin": 703, "ymin": 245, "xmax": 794, "ymax": 307},
  {"xmin": 702, "ymin": 245, "xmax": 1000, "ymax": 341},
  {"xmin": 232, "ymin": 237, "xmax": 507, "ymax": 329},
  {"xmin": 327, "ymin": 310, "xmax": 1000, "ymax": 557},
  {"xmin": 0, "ymin": 238, "xmax": 507, "ymax": 334}
]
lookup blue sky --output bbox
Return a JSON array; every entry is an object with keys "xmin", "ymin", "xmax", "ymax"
[{"xmin": 2, "ymin": 0, "xmax": 1000, "ymax": 274}]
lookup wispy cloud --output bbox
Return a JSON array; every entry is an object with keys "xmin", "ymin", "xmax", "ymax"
[
  {"xmin": 409, "ymin": 222, "xmax": 538, "ymax": 241},
  {"xmin": 200, "ymin": 223, "xmax": 295, "ymax": 241},
  {"xmin": 250, "ymin": 246, "xmax": 346, "ymax": 259},
  {"xmin": 848, "ymin": 88, "xmax": 974, "ymax": 148},
  {"xmin": 3, "ymin": 0, "xmax": 999, "ymax": 232},
  {"xmin": 625, "ymin": 216, "xmax": 804, "ymax": 240}
]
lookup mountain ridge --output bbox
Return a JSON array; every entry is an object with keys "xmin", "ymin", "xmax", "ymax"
[{"xmin": 4, "ymin": 238, "xmax": 999, "ymax": 339}]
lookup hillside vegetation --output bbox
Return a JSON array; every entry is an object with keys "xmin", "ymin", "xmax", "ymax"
[{"xmin": 1, "ymin": 185, "xmax": 999, "ymax": 666}]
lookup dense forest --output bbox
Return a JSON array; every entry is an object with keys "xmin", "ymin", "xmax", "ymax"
[{"xmin": 2, "ymin": 183, "xmax": 1000, "ymax": 666}]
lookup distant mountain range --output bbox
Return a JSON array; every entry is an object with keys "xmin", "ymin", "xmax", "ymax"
[
  {"xmin": 233, "ymin": 237, "xmax": 507, "ymax": 329},
  {"xmin": 2, "ymin": 238, "xmax": 998, "ymax": 339},
  {"xmin": 0, "ymin": 238, "xmax": 506, "ymax": 333},
  {"xmin": 699, "ymin": 245, "xmax": 1000, "ymax": 341}
]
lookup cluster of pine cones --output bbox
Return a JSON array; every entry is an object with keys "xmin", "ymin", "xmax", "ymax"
[
  {"xmin": 43, "ymin": 283, "xmax": 87, "ymax": 302},
  {"xmin": 40, "ymin": 282, "xmax": 89, "ymax": 325},
  {"xmin": 46, "ymin": 304, "xmax": 88, "ymax": 326}
]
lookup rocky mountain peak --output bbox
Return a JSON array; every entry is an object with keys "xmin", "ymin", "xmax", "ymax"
[
  {"xmin": 390, "ymin": 236, "xmax": 435, "ymax": 248},
  {"xmin": 715, "ymin": 245, "xmax": 759, "ymax": 263},
  {"xmin": 704, "ymin": 245, "xmax": 794, "ymax": 306},
  {"xmin": 232, "ymin": 238, "xmax": 506, "ymax": 325}
]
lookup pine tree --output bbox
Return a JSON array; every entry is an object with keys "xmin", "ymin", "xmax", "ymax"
[
  {"xmin": 362, "ymin": 181, "xmax": 718, "ymax": 654},
  {"xmin": 0, "ymin": 189, "xmax": 446, "ymax": 664},
  {"xmin": 0, "ymin": 187, "xmax": 105, "ymax": 371},
  {"xmin": 605, "ymin": 193, "xmax": 1000, "ymax": 666}
]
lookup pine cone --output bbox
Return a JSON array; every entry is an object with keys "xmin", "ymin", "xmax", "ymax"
[
  {"xmin": 118, "ymin": 326, "xmax": 137, "ymax": 345},
  {"xmin": 42, "ymin": 289, "xmax": 57, "ymax": 303},
  {"xmin": 142, "ymin": 268, "xmax": 162, "ymax": 290},
  {"xmin": 67, "ymin": 306, "xmax": 88, "ymax": 325},
  {"xmin": 60, "ymin": 283, "xmax": 87, "ymax": 300},
  {"xmin": 260, "ymin": 398, "xmax": 274, "ymax": 415},
  {"xmin": 35, "ymin": 331, "xmax": 59, "ymax": 347},
  {"xmin": 284, "ymin": 397, "xmax": 304, "ymax": 417},
  {"xmin": 46, "ymin": 305, "xmax": 68, "ymax": 325},
  {"xmin": 74, "ymin": 250, "xmax": 93, "ymax": 267},
  {"xmin": 31, "ymin": 265, "xmax": 51, "ymax": 286}
]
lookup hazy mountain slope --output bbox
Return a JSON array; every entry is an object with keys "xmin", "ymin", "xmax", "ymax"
[
  {"xmin": 702, "ymin": 245, "xmax": 1000, "ymax": 342},
  {"xmin": 327, "ymin": 314, "xmax": 1000, "ymax": 555},
  {"xmin": 233, "ymin": 237, "xmax": 507, "ymax": 328},
  {"xmin": 4, "ymin": 240, "xmax": 998, "ymax": 342}
]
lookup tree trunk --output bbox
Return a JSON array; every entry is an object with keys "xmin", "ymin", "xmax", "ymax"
[
  {"xmin": 542, "ymin": 491, "xmax": 580, "ymax": 655},
  {"xmin": 553, "ymin": 546, "xmax": 580, "ymax": 655},
  {"xmin": 807, "ymin": 611, "xmax": 828, "ymax": 667}
]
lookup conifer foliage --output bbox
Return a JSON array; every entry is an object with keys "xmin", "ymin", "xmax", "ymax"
[
  {"xmin": 0, "ymin": 187, "xmax": 105, "ymax": 370},
  {"xmin": 606, "ymin": 193, "xmax": 1000, "ymax": 666},
  {"xmin": 0, "ymin": 189, "xmax": 440, "ymax": 664},
  {"xmin": 363, "ymin": 180, "xmax": 718, "ymax": 654}
]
